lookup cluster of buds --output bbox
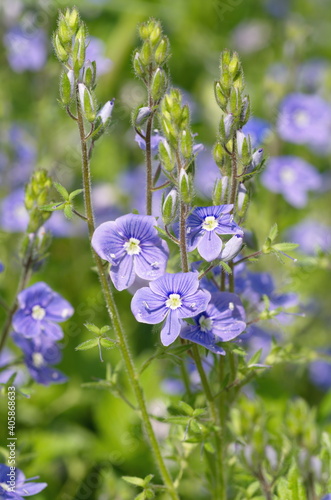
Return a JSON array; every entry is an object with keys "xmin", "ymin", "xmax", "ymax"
[
  {"xmin": 25, "ymin": 170, "xmax": 52, "ymax": 233},
  {"xmin": 54, "ymin": 8, "xmax": 113, "ymax": 139},
  {"xmin": 132, "ymin": 19, "xmax": 170, "ymax": 127}
]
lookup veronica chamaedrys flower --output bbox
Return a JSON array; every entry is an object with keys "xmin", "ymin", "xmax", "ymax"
[
  {"xmin": 92, "ymin": 214, "xmax": 169, "ymax": 291},
  {"xmin": 4, "ymin": 26, "xmax": 47, "ymax": 73},
  {"xmin": 180, "ymin": 292, "xmax": 246, "ymax": 354},
  {"xmin": 131, "ymin": 272, "xmax": 211, "ymax": 346},
  {"xmin": 86, "ymin": 37, "xmax": 112, "ymax": 75},
  {"xmin": 12, "ymin": 282, "xmax": 74, "ymax": 340},
  {"xmin": 0, "ymin": 464, "xmax": 47, "ymax": 499},
  {"xmin": 277, "ymin": 93, "xmax": 331, "ymax": 150},
  {"xmin": 287, "ymin": 219, "xmax": 331, "ymax": 255},
  {"xmin": 242, "ymin": 117, "xmax": 271, "ymax": 148},
  {"xmin": 12, "ymin": 333, "xmax": 67, "ymax": 386},
  {"xmin": 0, "ymin": 348, "xmax": 26, "ymax": 386},
  {"xmin": 186, "ymin": 205, "xmax": 243, "ymax": 262},
  {"xmin": 135, "ymin": 129, "xmax": 165, "ymax": 153},
  {"xmin": 261, "ymin": 156, "xmax": 321, "ymax": 208}
]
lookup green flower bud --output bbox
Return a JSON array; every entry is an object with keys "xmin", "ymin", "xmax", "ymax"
[
  {"xmin": 150, "ymin": 23, "xmax": 162, "ymax": 46},
  {"xmin": 139, "ymin": 21, "xmax": 154, "ymax": 40},
  {"xmin": 134, "ymin": 106, "xmax": 151, "ymax": 125},
  {"xmin": 53, "ymin": 33, "xmax": 69, "ymax": 63},
  {"xmin": 154, "ymin": 37, "xmax": 169, "ymax": 65},
  {"xmin": 162, "ymin": 189, "xmax": 178, "ymax": 225},
  {"xmin": 221, "ymin": 49, "xmax": 231, "ymax": 68},
  {"xmin": 83, "ymin": 60, "xmax": 96, "ymax": 88},
  {"xmin": 78, "ymin": 83, "xmax": 96, "ymax": 122},
  {"xmin": 60, "ymin": 70, "xmax": 75, "ymax": 105},
  {"xmin": 73, "ymin": 38, "xmax": 86, "ymax": 73},
  {"xmin": 229, "ymin": 52, "xmax": 241, "ymax": 78},
  {"xmin": 229, "ymin": 87, "xmax": 242, "ymax": 116},
  {"xmin": 240, "ymin": 95, "xmax": 250, "ymax": 126},
  {"xmin": 151, "ymin": 68, "xmax": 168, "ymax": 102},
  {"xmin": 212, "ymin": 176, "xmax": 229, "ymax": 205},
  {"xmin": 158, "ymin": 140, "xmax": 175, "ymax": 171},
  {"xmin": 213, "ymin": 142, "xmax": 226, "ymax": 168},
  {"xmin": 25, "ymin": 170, "xmax": 53, "ymax": 232},
  {"xmin": 133, "ymin": 51, "xmax": 145, "ymax": 78},
  {"xmin": 140, "ymin": 41, "xmax": 152, "ymax": 66},
  {"xmin": 66, "ymin": 8, "xmax": 79, "ymax": 34},
  {"xmin": 179, "ymin": 169, "xmax": 192, "ymax": 203},
  {"xmin": 180, "ymin": 129, "xmax": 193, "ymax": 159},
  {"xmin": 58, "ymin": 13, "xmax": 73, "ymax": 45},
  {"xmin": 214, "ymin": 81, "xmax": 227, "ymax": 109}
]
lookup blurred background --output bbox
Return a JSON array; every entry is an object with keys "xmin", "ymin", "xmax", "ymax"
[{"xmin": 0, "ymin": 0, "xmax": 331, "ymax": 498}]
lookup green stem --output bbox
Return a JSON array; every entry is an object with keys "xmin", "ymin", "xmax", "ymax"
[
  {"xmin": 145, "ymin": 113, "xmax": 154, "ymax": 215},
  {"xmin": 229, "ymin": 135, "xmax": 238, "ymax": 207},
  {"xmin": 76, "ymin": 90, "xmax": 179, "ymax": 500}
]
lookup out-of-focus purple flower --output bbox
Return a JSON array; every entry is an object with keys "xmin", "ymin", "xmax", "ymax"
[
  {"xmin": 12, "ymin": 282, "xmax": 73, "ymax": 340},
  {"xmin": 92, "ymin": 183, "xmax": 123, "ymax": 227},
  {"xmin": 309, "ymin": 353, "xmax": 331, "ymax": 391},
  {"xmin": 180, "ymin": 292, "xmax": 246, "ymax": 354},
  {"xmin": 242, "ymin": 118, "xmax": 271, "ymax": 148},
  {"xmin": 297, "ymin": 59, "xmax": 328, "ymax": 92},
  {"xmin": 0, "ymin": 188, "xmax": 29, "ymax": 232},
  {"xmin": 242, "ymin": 324, "xmax": 274, "ymax": 361},
  {"xmin": 264, "ymin": 0, "xmax": 289, "ymax": 17},
  {"xmin": 12, "ymin": 332, "xmax": 67, "ymax": 386},
  {"xmin": 131, "ymin": 272, "xmax": 211, "ymax": 346},
  {"xmin": 232, "ymin": 20, "xmax": 271, "ymax": 54},
  {"xmin": 321, "ymin": 495, "xmax": 331, "ymax": 500},
  {"xmin": 0, "ymin": 348, "xmax": 27, "ymax": 386},
  {"xmin": 0, "ymin": 262, "xmax": 4, "ymax": 273},
  {"xmin": 186, "ymin": 205, "xmax": 243, "ymax": 262},
  {"xmin": 0, "ymin": 463, "xmax": 47, "ymax": 499},
  {"xmin": 135, "ymin": 129, "xmax": 165, "ymax": 153},
  {"xmin": 261, "ymin": 156, "xmax": 322, "ymax": 207},
  {"xmin": 194, "ymin": 150, "xmax": 220, "ymax": 198},
  {"xmin": 86, "ymin": 37, "xmax": 112, "ymax": 75},
  {"xmin": 277, "ymin": 93, "xmax": 331, "ymax": 150},
  {"xmin": 4, "ymin": 26, "xmax": 47, "ymax": 72},
  {"xmin": 287, "ymin": 219, "xmax": 331, "ymax": 255},
  {"xmin": 92, "ymin": 214, "xmax": 169, "ymax": 291}
]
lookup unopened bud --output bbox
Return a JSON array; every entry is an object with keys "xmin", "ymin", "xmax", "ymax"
[
  {"xmin": 162, "ymin": 189, "xmax": 178, "ymax": 225},
  {"xmin": 73, "ymin": 37, "xmax": 86, "ymax": 73},
  {"xmin": 53, "ymin": 33, "xmax": 69, "ymax": 63},
  {"xmin": 98, "ymin": 99, "xmax": 114, "ymax": 125},
  {"xmin": 229, "ymin": 87, "xmax": 242, "ymax": 116},
  {"xmin": 213, "ymin": 142, "xmax": 226, "ymax": 168},
  {"xmin": 220, "ymin": 113, "xmax": 234, "ymax": 142},
  {"xmin": 220, "ymin": 234, "xmax": 243, "ymax": 262},
  {"xmin": 214, "ymin": 81, "xmax": 227, "ymax": 109},
  {"xmin": 180, "ymin": 129, "xmax": 193, "ymax": 158},
  {"xmin": 213, "ymin": 176, "xmax": 229, "ymax": 205},
  {"xmin": 240, "ymin": 96, "xmax": 250, "ymax": 126},
  {"xmin": 140, "ymin": 41, "xmax": 152, "ymax": 66},
  {"xmin": 179, "ymin": 169, "xmax": 192, "ymax": 203},
  {"xmin": 229, "ymin": 52, "xmax": 241, "ymax": 77},
  {"xmin": 155, "ymin": 38, "xmax": 169, "ymax": 65},
  {"xmin": 158, "ymin": 140, "xmax": 175, "ymax": 171},
  {"xmin": 60, "ymin": 70, "xmax": 75, "ymax": 105},
  {"xmin": 150, "ymin": 23, "xmax": 162, "ymax": 45},
  {"xmin": 237, "ymin": 183, "xmax": 248, "ymax": 214},
  {"xmin": 66, "ymin": 8, "xmax": 79, "ymax": 33},
  {"xmin": 133, "ymin": 51, "xmax": 145, "ymax": 78},
  {"xmin": 151, "ymin": 68, "xmax": 168, "ymax": 102},
  {"xmin": 78, "ymin": 83, "xmax": 96, "ymax": 122},
  {"xmin": 251, "ymin": 148, "xmax": 264, "ymax": 168},
  {"xmin": 83, "ymin": 60, "xmax": 96, "ymax": 88}
]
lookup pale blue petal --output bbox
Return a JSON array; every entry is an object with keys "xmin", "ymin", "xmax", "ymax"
[
  {"xmin": 134, "ymin": 240, "xmax": 169, "ymax": 281},
  {"xmin": 198, "ymin": 231, "xmax": 223, "ymax": 261},
  {"xmin": 110, "ymin": 254, "xmax": 135, "ymax": 291},
  {"xmin": 131, "ymin": 287, "xmax": 167, "ymax": 324},
  {"xmin": 45, "ymin": 294, "xmax": 74, "ymax": 322},
  {"xmin": 160, "ymin": 311, "xmax": 181, "ymax": 346},
  {"xmin": 179, "ymin": 289, "xmax": 211, "ymax": 318},
  {"xmin": 92, "ymin": 221, "xmax": 125, "ymax": 262},
  {"xmin": 12, "ymin": 310, "xmax": 42, "ymax": 337},
  {"xmin": 149, "ymin": 272, "xmax": 200, "ymax": 298},
  {"xmin": 180, "ymin": 325, "xmax": 225, "ymax": 354}
]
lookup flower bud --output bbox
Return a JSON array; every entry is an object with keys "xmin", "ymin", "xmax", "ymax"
[
  {"xmin": 236, "ymin": 183, "xmax": 249, "ymax": 217},
  {"xmin": 162, "ymin": 189, "xmax": 178, "ymax": 225},
  {"xmin": 212, "ymin": 176, "xmax": 229, "ymax": 205},
  {"xmin": 140, "ymin": 40, "xmax": 152, "ymax": 66},
  {"xmin": 214, "ymin": 81, "xmax": 227, "ymax": 109},
  {"xmin": 53, "ymin": 33, "xmax": 69, "ymax": 63},
  {"xmin": 240, "ymin": 95, "xmax": 250, "ymax": 126},
  {"xmin": 179, "ymin": 169, "xmax": 192, "ymax": 203},
  {"xmin": 219, "ymin": 234, "xmax": 243, "ymax": 262},
  {"xmin": 72, "ymin": 38, "xmax": 86, "ymax": 73},
  {"xmin": 155, "ymin": 37, "xmax": 169, "ymax": 65},
  {"xmin": 229, "ymin": 52, "xmax": 241, "ymax": 78},
  {"xmin": 66, "ymin": 8, "xmax": 79, "ymax": 33},
  {"xmin": 180, "ymin": 129, "xmax": 193, "ymax": 159},
  {"xmin": 58, "ymin": 14, "xmax": 73, "ymax": 45},
  {"xmin": 98, "ymin": 99, "xmax": 115, "ymax": 125},
  {"xmin": 60, "ymin": 70, "xmax": 75, "ymax": 105},
  {"xmin": 135, "ymin": 106, "xmax": 151, "ymax": 126},
  {"xmin": 150, "ymin": 23, "xmax": 162, "ymax": 45},
  {"xmin": 219, "ymin": 113, "xmax": 234, "ymax": 143},
  {"xmin": 251, "ymin": 148, "xmax": 263, "ymax": 168},
  {"xmin": 229, "ymin": 87, "xmax": 242, "ymax": 116},
  {"xmin": 158, "ymin": 140, "xmax": 175, "ymax": 172},
  {"xmin": 78, "ymin": 83, "xmax": 96, "ymax": 122},
  {"xmin": 25, "ymin": 170, "xmax": 53, "ymax": 232},
  {"xmin": 213, "ymin": 142, "xmax": 226, "ymax": 168},
  {"xmin": 133, "ymin": 51, "xmax": 145, "ymax": 78},
  {"xmin": 83, "ymin": 60, "xmax": 96, "ymax": 88},
  {"xmin": 151, "ymin": 68, "xmax": 168, "ymax": 102}
]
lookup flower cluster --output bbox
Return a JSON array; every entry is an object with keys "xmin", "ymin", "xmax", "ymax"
[{"xmin": 10, "ymin": 282, "xmax": 73, "ymax": 385}]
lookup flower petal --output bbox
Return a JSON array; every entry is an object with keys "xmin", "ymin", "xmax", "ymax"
[
  {"xmin": 12, "ymin": 310, "xmax": 42, "ymax": 338},
  {"xmin": 179, "ymin": 289, "xmax": 211, "ymax": 318},
  {"xmin": 160, "ymin": 311, "xmax": 181, "ymax": 346},
  {"xmin": 131, "ymin": 287, "xmax": 167, "ymax": 324},
  {"xmin": 134, "ymin": 240, "xmax": 169, "ymax": 281},
  {"xmin": 110, "ymin": 254, "xmax": 135, "ymax": 291},
  {"xmin": 17, "ymin": 282, "xmax": 53, "ymax": 309},
  {"xmin": 92, "ymin": 221, "xmax": 125, "ymax": 262},
  {"xmin": 41, "ymin": 321, "xmax": 64, "ymax": 341},
  {"xmin": 197, "ymin": 231, "xmax": 223, "ymax": 261},
  {"xmin": 149, "ymin": 272, "xmax": 200, "ymax": 298},
  {"xmin": 180, "ymin": 324, "xmax": 225, "ymax": 354},
  {"xmin": 45, "ymin": 294, "xmax": 74, "ymax": 322}
]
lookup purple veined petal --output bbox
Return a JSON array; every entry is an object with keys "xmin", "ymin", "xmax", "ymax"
[
  {"xmin": 12, "ymin": 309, "xmax": 42, "ymax": 338},
  {"xmin": 131, "ymin": 287, "xmax": 167, "ymax": 324},
  {"xmin": 15, "ymin": 480, "xmax": 48, "ymax": 496},
  {"xmin": 197, "ymin": 231, "xmax": 223, "ymax": 261},
  {"xmin": 179, "ymin": 289, "xmax": 211, "ymax": 318},
  {"xmin": 211, "ymin": 292, "xmax": 246, "ymax": 322},
  {"xmin": 194, "ymin": 205, "xmax": 233, "ymax": 219},
  {"xmin": 212, "ymin": 319, "xmax": 247, "ymax": 341},
  {"xmin": 149, "ymin": 272, "xmax": 200, "ymax": 298},
  {"xmin": 215, "ymin": 217, "xmax": 243, "ymax": 236},
  {"xmin": 180, "ymin": 324, "xmax": 225, "ymax": 354},
  {"xmin": 44, "ymin": 294, "xmax": 74, "ymax": 322},
  {"xmin": 134, "ymin": 240, "xmax": 169, "ymax": 281},
  {"xmin": 160, "ymin": 310, "xmax": 181, "ymax": 346},
  {"xmin": 109, "ymin": 254, "xmax": 135, "ymax": 291},
  {"xmin": 17, "ymin": 282, "xmax": 53, "ymax": 310},
  {"xmin": 115, "ymin": 214, "xmax": 159, "ymax": 242},
  {"xmin": 41, "ymin": 321, "xmax": 64, "ymax": 341},
  {"xmin": 28, "ymin": 365, "xmax": 67, "ymax": 386},
  {"xmin": 91, "ymin": 221, "xmax": 126, "ymax": 262}
]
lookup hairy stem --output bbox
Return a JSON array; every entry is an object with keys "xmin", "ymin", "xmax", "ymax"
[{"xmin": 76, "ymin": 88, "xmax": 179, "ymax": 500}]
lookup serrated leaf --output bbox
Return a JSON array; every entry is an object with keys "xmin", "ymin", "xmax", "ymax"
[
  {"xmin": 193, "ymin": 408, "xmax": 206, "ymax": 417},
  {"xmin": 219, "ymin": 261, "xmax": 232, "ymax": 274},
  {"xmin": 63, "ymin": 204, "xmax": 73, "ymax": 220},
  {"xmin": 177, "ymin": 400, "xmax": 194, "ymax": 416},
  {"xmin": 165, "ymin": 416, "xmax": 191, "ymax": 425},
  {"xmin": 268, "ymin": 223, "xmax": 278, "ymax": 242},
  {"xmin": 75, "ymin": 338, "xmax": 99, "ymax": 350},
  {"xmin": 69, "ymin": 188, "xmax": 84, "ymax": 201},
  {"xmin": 99, "ymin": 338, "xmax": 116, "ymax": 349},
  {"xmin": 40, "ymin": 202, "xmax": 65, "ymax": 212},
  {"xmin": 190, "ymin": 419, "xmax": 203, "ymax": 434},
  {"xmin": 143, "ymin": 474, "xmax": 154, "ymax": 485},
  {"xmin": 134, "ymin": 493, "xmax": 146, "ymax": 500},
  {"xmin": 123, "ymin": 476, "xmax": 145, "ymax": 487},
  {"xmin": 84, "ymin": 322, "xmax": 100, "ymax": 335},
  {"xmin": 272, "ymin": 243, "xmax": 299, "ymax": 252},
  {"xmin": 54, "ymin": 181, "xmax": 69, "ymax": 200},
  {"xmin": 100, "ymin": 325, "xmax": 111, "ymax": 334}
]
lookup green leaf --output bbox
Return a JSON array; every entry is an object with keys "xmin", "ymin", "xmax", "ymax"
[
  {"xmin": 248, "ymin": 349, "xmax": 262, "ymax": 367},
  {"xmin": 219, "ymin": 261, "xmax": 232, "ymax": 274},
  {"xmin": 100, "ymin": 325, "xmax": 112, "ymax": 334},
  {"xmin": 165, "ymin": 416, "xmax": 191, "ymax": 425},
  {"xmin": 69, "ymin": 188, "xmax": 84, "ymax": 200},
  {"xmin": 84, "ymin": 322, "xmax": 100, "ymax": 335},
  {"xmin": 268, "ymin": 223, "xmax": 278, "ymax": 242},
  {"xmin": 75, "ymin": 338, "xmax": 99, "ymax": 350},
  {"xmin": 63, "ymin": 203, "xmax": 73, "ymax": 219},
  {"xmin": 134, "ymin": 493, "xmax": 146, "ymax": 500},
  {"xmin": 99, "ymin": 338, "xmax": 116, "ymax": 349},
  {"xmin": 40, "ymin": 202, "xmax": 65, "ymax": 212},
  {"xmin": 122, "ymin": 476, "xmax": 145, "ymax": 487},
  {"xmin": 247, "ymin": 481, "xmax": 260, "ymax": 497},
  {"xmin": 177, "ymin": 401, "xmax": 194, "ymax": 416},
  {"xmin": 143, "ymin": 474, "xmax": 154, "ymax": 485},
  {"xmin": 272, "ymin": 242, "xmax": 299, "ymax": 252},
  {"xmin": 54, "ymin": 181, "xmax": 69, "ymax": 200},
  {"xmin": 204, "ymin": 441, "xmax": 215, "ymax": 454}
]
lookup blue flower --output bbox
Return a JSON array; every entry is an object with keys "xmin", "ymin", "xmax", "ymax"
[
  {"xmin": 180, "ymin": 292, "xmax": 246, "ymax": 354},
  {"xmin": 86, "ymin": 37, "xmax": 112, "ymax": 75},
  {"xmin": 131, "ymin": 272, "xmax": 211, "ymax": 346},
  {"xmin": 135, "ymin": 130, "xmax": 165, "ymax": 153},
  {"xmin": 287, "ymin": 219, "xmax": 331, "ymax": 255},
  {"xmin": 92, "ymin": 214, "xmax": 169, "ymax": 291},
  {"xmin": 12, "ymin": 282, "xmax": 73, "ymax": 340},
  {"xmin": 242, "ymin": 117, "xmax": 271, "ymax": 148},
  {"xmin": 0, "ymin": 464, "xmax": 47, "ymax": 499},
  {"xmin": 12, "ymin": 333, "xmax": 67, "ymax": 386},
  {"xmin": 0, "ymin": 188, "xmax": 29, "ymax": 233},
  {"xmin": 0, "ymin": 348, "xmax": 27, "ymax": 386},
  {"xmin": 309, "ymin": 352, "xmax": 331, "ymax": 391},
  {"xmin": 186, "ymin": 205, "xmax": 243, "ymax": 261},
  {"xmin": 4, "ymin": 26, "xmax": 47, "ymax": 73},
  {"xmin": 261, "ymin": 156, "xmax": 321, "ymax": 208},
  {"xmin": 194, "ymin": 150, "xmax": 220, "ymax": 199}
]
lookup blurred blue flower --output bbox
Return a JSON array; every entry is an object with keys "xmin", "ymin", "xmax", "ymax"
[
  {"xmin": 277, "ymin": 93, "xmax": 331, "ymax": 151},
  {"xmin": 186, "ymin": 205, "xmax": 243, "ymax": 262},
  {"xmin": 180, "ymin": 292, "xmax": 246, "ymax": 354},
  {"xmin": 0, "ymin": 188, "xmax": 29, "ymax": 232},
  {"xmin": 86, "ymin": 37, "xmax": 112, "ymax": 75},
  {"xmin": 131, "ymin": 272, "xmax": 211, "ymax": 346},
  {"xmin": 4, "ymin": 26, "xmax": 47, "ymax": 72},
  {"xmin": 309, "ymin": 353, "xmax": 331, "ymax": 391},
  {"xmin": 12, "ymin": 332, "xmax": 67, "ymax": 386},
  {"xmin": 0, "ymin": 348, "xmax": 27, "ymax": 386},
  {"xmin": 0, "ymin": 463, "xmax": 47, "ymax": 498},
  {"xmin": 287, "ymin": 219, "xmax": 331, "ymax": 255},
  {"xmin": 297, "ymin": 59, "xmax": 328, "ymax": 92},
  {"xmin": 135, "ymin": 130, "xmax": 165, "ymax": 153},
  {"xmin": 242, "ymin": 117, "xmax": 271, "ymax": 148},
  {"xmin": 241, "ymin": 324, "xmax": 275, "ymax": 361},
  {"xmin": 261, "ymin": 156, "xmax": 322, "ymax": 207},
  {"xmin": 0, "ymin": 125, "xmax": 36, "ymax": 188},
  {"xmin": 12, "ymin": 282, "xmax": 74, "ymax": 340},
  {"xmin": 232, "ymin": 20, "xmax": 271, "ymax": 54},
  {"xmin": 194, "ymin": 150, "xmax": 220, "ymax": 198},
  {"xmin": 0, "ymin": 262, "xmax": 4, "ymax": 273},
  {"xmin": 92, "ymin": 214, "xmax": 169, "ymax": 291}
]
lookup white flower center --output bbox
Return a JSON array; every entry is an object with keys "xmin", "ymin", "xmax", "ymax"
[
  {"xmin": 280, "ymin": 167, "xmax": 296, "ymax": 184},
  {"xmin": 202, "ymin": 216, "xmax": 218, "ymax": 231},
  {"xmin": 124, "ymin": 237, "xmax": 141, "ymax": 255},
  {"xmin": 32, "ymin": 352, "xmax": 45, "ymax": 368},
  {"xmin": 165, "ymin": 293, "xmax": 182, "ymax": 310},
  {"xmin": 229, "ymin": 302, "xmax": 234, "ymax": 311},
  {"xmin": 31, "ymin": 305, "xmax": 46, "ymax": 320},
  {"xmin": 198, "ymin": 315, "xmax": 213, "ymax": 332},
  {"xmin": 294, "ymin": 110, "xmax": 309, "ymax": 128}
]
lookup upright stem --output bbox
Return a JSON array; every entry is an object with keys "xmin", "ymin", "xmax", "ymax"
[
  {"xmin": 145, "ymin": 114, "xmax": 154, "ymax": 215},
  {"xmin": 76, "ymin": 90, "xmax": 179, "ymax": 500},
  {"xmin": 229, "ymin": 135, "xmax": 238, "ymax": 207}
]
